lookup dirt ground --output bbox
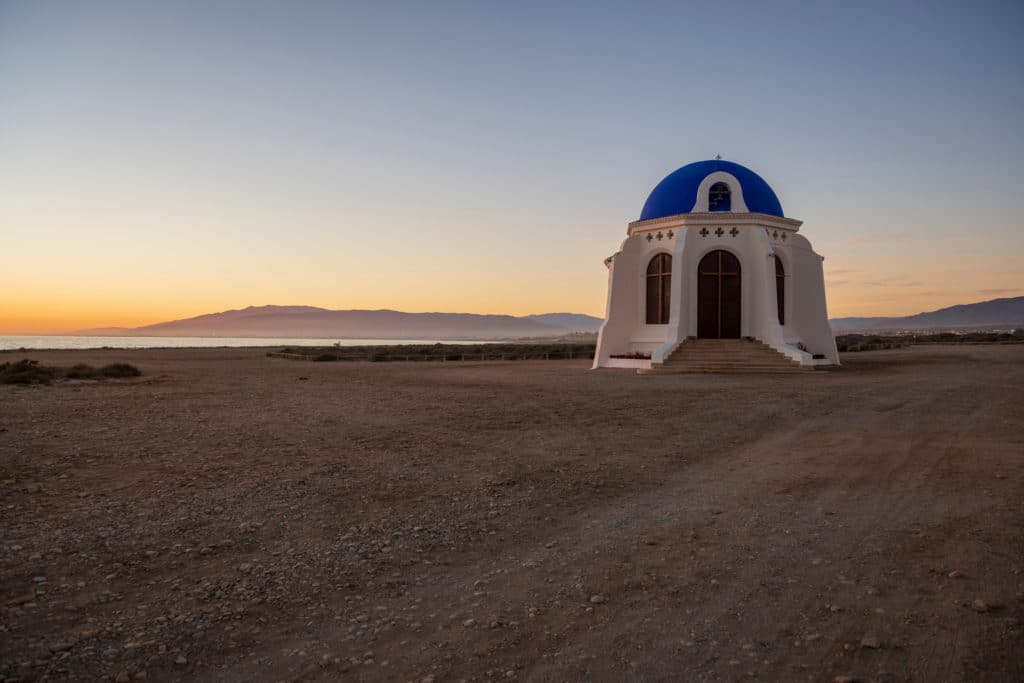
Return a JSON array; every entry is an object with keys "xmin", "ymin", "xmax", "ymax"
[{"xmin": 1, "ymin": 345, "xmax": 1022, "ymax": 683}]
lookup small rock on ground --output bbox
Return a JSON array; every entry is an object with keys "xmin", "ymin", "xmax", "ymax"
[{"xmin": 860, "ymin": 635, "xmax": 881, "ymax": 649}]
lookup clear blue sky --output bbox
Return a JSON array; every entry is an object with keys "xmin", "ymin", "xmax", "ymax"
[{"xmin": 1, "ymin": 1, "xmax": 1022, "ymax": 331}]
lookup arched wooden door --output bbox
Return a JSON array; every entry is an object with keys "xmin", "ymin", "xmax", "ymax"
[{"xmin": 697, "ymin": 250, "xmax": 741, "ymax": 338}]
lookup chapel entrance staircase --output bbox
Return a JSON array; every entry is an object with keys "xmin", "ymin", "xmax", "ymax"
[{"xmin": 646, "ymin": 338, "xmax": 811, "ymax": 374}]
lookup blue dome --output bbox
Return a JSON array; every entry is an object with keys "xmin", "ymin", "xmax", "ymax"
[{"xmin": 639, "ymin": 160, "xmax": 784, "ymax": 220}]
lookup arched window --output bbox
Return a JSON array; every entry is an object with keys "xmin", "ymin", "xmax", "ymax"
[
  {"xmin": 708, "ymin": 182, "xmax": 731, "ymax": 212},
  {"xmin": 646, "ymin": 253, "xmax": 671, "ymax": 324},
  {"xmin": 775, "ymin": 255, "xmax": 785, "ymax": 325}
]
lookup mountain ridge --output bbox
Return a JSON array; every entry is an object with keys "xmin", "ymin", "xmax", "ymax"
[
  {"xmin": 830, "ymin": 296, "xmax": 1024, "ymax": 331},
  {"xmin": 71, "ymin": 306, "xmax": 605, "ymax": 339},
  {"xmin": 67, "ymin": 295, "xmax": 1024, "ymax": 339}
]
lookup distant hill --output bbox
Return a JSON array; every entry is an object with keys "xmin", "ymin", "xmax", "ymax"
[
  {"xmin": 524, "ymin": 313, "xmax": 604, "ymax": 331},
  {"xmin": 72, "ymin": 306, "xmax": 604, "ymax": 340},
  {"xmin": 831, "ymin": 296, "xmax": 1024, "ymax": 332}
]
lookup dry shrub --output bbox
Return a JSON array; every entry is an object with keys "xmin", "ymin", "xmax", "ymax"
[
  {"xmin": 99, "ymin": 363, "xmax": 141, "ymax": 378},
  {"xmin": 0, "ymin": 359, "xmax": 56, "ymax": 384},
  {"xmin": 66, "ymin": 364, "xmax": 100, "ymax": 379}
]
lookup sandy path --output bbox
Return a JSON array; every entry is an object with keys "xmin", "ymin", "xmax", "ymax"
[{"xmin": 1, "ymin": 345, "xmax": 1021, "ymax": 682}]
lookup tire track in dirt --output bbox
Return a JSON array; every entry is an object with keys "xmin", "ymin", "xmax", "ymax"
[{"xmin": 326, "ymin": 348, "xmax": 1024, "ymax": 682}]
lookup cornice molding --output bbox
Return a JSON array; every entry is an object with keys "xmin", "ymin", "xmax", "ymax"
[{"xmin": 627, "ymin": 212, "xmax": 802, "ymax": 236}]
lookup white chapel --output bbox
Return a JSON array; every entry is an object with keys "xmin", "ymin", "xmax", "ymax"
[{"xmin": 593, "ymin": 159, "xmax": 839, "ymax": 372}]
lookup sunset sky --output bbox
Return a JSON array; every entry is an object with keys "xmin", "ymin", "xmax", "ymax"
[{"xmin": 2, "ymin": 1, "xmax": 1023, "ymax": 334}]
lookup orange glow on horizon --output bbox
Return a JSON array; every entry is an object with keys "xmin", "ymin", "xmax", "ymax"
[
  {"xmin": 3, "ymin": 282, "xmax": 1022, "ymax": 336},
  {"xmin": 1, "ymin": 219, "xmax": 1020, "ymax": 336},
  {"xmin": 0, "ymin": 288, "xmax": 612, "ymax": 335}
]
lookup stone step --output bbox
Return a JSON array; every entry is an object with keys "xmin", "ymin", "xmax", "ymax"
[
  {"xmin": 651, "ymin": 338, "xmax": 805, "ymax": 374},
  {"xmin": 662, "ymin": 366, "xmax": 798, "ymax": 370},
  {"xmin": 653, "ymin": 367, "xmax": 809, "ymax": 374},
  {"xmin": 665, "ymin": 352, "xmax": 784, "ymax": 359},
  {"xmin": 664, "ymin": 362, "xmax": 787, "ymax": 366},
  {"xmin": 648, "ymin": 367, "xmax": 808, "ymax": 374},
  {"xmin": 664, "ymin": 360, "xmax": 805, "ymax": 367},
  {"xmin": 668, "ymin": 361, "xmax": 807, "ymax": 368},
  {"xmin": 665, "ymin": 353, "xmax": 796, "ymax": 361}
]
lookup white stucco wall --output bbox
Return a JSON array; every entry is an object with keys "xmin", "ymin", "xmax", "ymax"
[
  {"xmin": 784, "ymin": 233, "xmax": 840, "ymax": 363},
  {"xmin": 592, "ymin": 228, "xmax": 681, "ymax": 368}
]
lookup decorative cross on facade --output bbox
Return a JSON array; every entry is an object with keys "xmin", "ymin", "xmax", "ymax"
[
  {"xmin": 772, "ymin": 230, "xmax": 779, "ymax": 239},
  {"xmin": 699, "ymin": 228, "xmax": 709, "ymax": 237},
  {"xmin": 656, "ymin": 231, "xmax": 664, "ymax": 240},
  {"xmin": 667, "ymin": 230, "xmax": 674, "ymax": 239},
  {"xmin": 729, "ymin": 227, "xmax": 739, "ymax": 237},
  {"xmin": 781, "ymin": 232, "xmax": 787, "ymax": 241},
  {"xmin": 646, "ymin": 233, "xmax": 653, "ymax": 241},
  {"xmin": 715, "ymin": 227, "xmax": 724, "ymax": 237}
]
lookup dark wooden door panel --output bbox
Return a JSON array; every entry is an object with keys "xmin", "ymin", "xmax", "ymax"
[
  {"xmin": 698, "ymin": 273, "xmax": 718, "ymax": 337},
  {"xmin": 721, "ymin": 274, "xmax": 741, "ymax": 338},
  {"xmin": 697, "ymin": 250, "xmax": 742, "ymax": 339}
]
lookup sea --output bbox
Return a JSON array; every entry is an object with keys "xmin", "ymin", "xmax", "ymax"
[{"xmin": 0, "ymin": 336, "xmax": 491, "ymax": 351}]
